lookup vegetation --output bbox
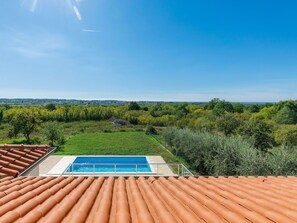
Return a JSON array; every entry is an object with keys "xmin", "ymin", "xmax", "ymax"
[
  {"xmin": 164, "ymin": 128, "xmax": 297, "ymax": 176},
  {"xmin": 145, "ymin": 125, "xmax": 157, "ymax": 135},
  {"xmin": 0, "ymin": 98, "xmax": 296, "ymax": 175},
  {"xmin": 8, "ymin": 110, "xmax": 40, "ymax": 142},
  {"xmin": 43, "ymin": 122, "xmax": 65, "ymax": 146},
  {"xmin": 56, "ymin": 131, "xmax": 184, "ymax": 164}
]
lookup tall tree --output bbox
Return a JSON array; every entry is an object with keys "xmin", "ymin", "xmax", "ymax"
[
  {"xmin": 128, "ymin": 102, "xmax": 140, "ymax": 110},
  {"xmin": 45, "ymin": 103, "xmax": 56, "ymax": 111},
  {"xmin": 9, "ymin": 111, "xmax": 40, "ymax": 142},
  {"xmin": 216, "ymin": 113, "xmax": 242, "ymax": 136},
  {"xmin": 275, "ymin": 106, "xmax": 297, "ymax": 124},
  {"xmin": 241, "ymin": 117, "xmax": 274, "ymax": 151},
  {"xmin": 0, "ymin": 109, "xmax": 3, "ymax": 123},
  {"xmin": 213, "ymin": 100, "xmax": 234, "ymax": 115}
]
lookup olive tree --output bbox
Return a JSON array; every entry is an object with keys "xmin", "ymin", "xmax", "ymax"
[{"xmin": 43, "ymin": 122, "xmax": 64, "ymax": 146}]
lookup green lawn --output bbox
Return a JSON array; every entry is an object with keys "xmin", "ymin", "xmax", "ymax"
[
  {"xmin": 55, "ymin": 131, "xmax": 184, "ymax": 164},
  {"xmin": 0, "ymin": 120, "xmax": 192, "ymax": 170},
  {"xmin": 0, "ymin": 120, "xmax": 145, "ymax": 144}
]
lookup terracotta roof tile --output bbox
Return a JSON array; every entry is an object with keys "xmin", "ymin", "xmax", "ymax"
[
  {"xmin": 0, "ymin": 176, "xmax": 296, "ymax": 223},
  {"xmin": 0, "ymin": 145, "xmax": 52, "ymax": 178}
]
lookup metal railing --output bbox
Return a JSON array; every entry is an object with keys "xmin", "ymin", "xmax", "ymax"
[{"xmin": 63, "ymin": 162, "xmax": 193, "ymax": 176}]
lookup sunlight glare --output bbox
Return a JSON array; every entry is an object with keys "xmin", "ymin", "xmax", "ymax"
[
  {"xmin": 30, "ymin": 0, "xmax": 38, "ymax": 12},
  {"xmin": 21, "ymin": 0, "xmax": 83, "ymax": 21}
]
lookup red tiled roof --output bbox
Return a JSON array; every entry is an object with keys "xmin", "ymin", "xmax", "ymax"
[
  {"xmin": 0, "ymin": 176, "xmax": 296, "ymax": 223},
  {"xmin": 0, "ymin": 145, "xmax": 52, "ymax": 178}
]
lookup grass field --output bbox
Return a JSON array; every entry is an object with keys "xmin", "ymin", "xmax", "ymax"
[
  {"xmin": 0, "ymin": 121, "xmax": 146, "ymax": 144},
  {"xmin": 0, "ymin": 120, "xmax": 191, "ymax": 169},
  {"xmin": 55, "ymin": 131, "xmax": 183, "ymax": 164}
]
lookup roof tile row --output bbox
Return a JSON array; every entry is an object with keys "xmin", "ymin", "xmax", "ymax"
[
  {"xmin": 0, "ymin": 145, "xmax": 51, "ymax": 178},
  {"xmin": 0, "ymin": 176, "xmax": 296, "ymax": 223}
]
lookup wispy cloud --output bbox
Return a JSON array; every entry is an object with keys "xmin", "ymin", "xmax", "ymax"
[{"xmin": 82, "ymin": 29, "xmax": 100, "ymax": 33}]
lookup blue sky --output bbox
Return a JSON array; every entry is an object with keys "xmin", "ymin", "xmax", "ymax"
[{"xmin": 0, "ymin": 0, "xmax": 297, "ymax": 102}]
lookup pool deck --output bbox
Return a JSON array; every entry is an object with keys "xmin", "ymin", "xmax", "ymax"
[{"xmin": 38, "ymin": 155, "xmax": 175, "ymax": 176}]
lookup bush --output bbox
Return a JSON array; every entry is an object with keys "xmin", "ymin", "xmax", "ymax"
[
  {"xmin": 128, "ymin": 116, "xmax": 139, "ymax": 125},
  {"xmin": 145, "ymin": 125, "xmax": 157, "ymax": 135},
  {"xmin": 164, "ymin": 127, "xmax": 297, "ymax": 176}
]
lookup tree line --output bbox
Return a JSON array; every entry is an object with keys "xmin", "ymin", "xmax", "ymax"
[{"xmin": 0, "ymin": 99, "xmax": 296, "ymax": 149}]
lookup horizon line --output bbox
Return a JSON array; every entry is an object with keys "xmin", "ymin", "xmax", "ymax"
[{"xmin": 0, "ymin": 97, "xmax": 280, "ymax": 103}]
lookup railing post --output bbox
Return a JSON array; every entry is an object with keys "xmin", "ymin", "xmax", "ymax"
[
  {"xmin": 93, "ymin": 164, "xmax": 95, "ymax": 173},
  {"xmin": 178, "ymin": 164, "xmax": 180, "ymax": 176},
  {"xmin": 136, "ymin": 164, "xmax": 138, "ymax": 176},
  {"xmin": 157, "ymin": 163, "xmax": 159, "ymax": 175},
  {"xmin": 114, "ymin": 164, "xmax": 116, "ymax": 174},
  {"xmin": 182, "ymin": 165, "xmax": 184, "ymax": 176}
]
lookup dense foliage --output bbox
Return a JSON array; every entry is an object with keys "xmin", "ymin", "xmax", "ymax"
[
  {"xmin": 1, "ymin": 99, "xmax": 296, "ymax": 149},
  {"xmin": 0, "ymin": 98, "xmax": 296, "ymax": 175},
  {"xmin": 164, "ymin": 128, "xmax": 297, "ymax": 176}
]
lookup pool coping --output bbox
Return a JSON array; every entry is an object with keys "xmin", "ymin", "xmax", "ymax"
[{"xmin": 45, "ymin": 155, "xmax": 174, "ymax": 176}]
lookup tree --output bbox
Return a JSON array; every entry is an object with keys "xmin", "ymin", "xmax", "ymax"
[
  {"xmin": 233, "ymin": 103, "xmax": 244, "ymax": 113},
  {"xmin": 216, "ymin": 113, "xmax": 242, "ymax": 136},
  {"xmin": 175, "ymin": 103, "xmax": 189, "ymax": 117},
  {"xmin": 45, "ymin": 103, "xmax": 56, "ymax": 111},
  {"xmin": 9, "ymin": 111, "xmax": 40, "ymax": 142},
  {"xmin": 128, "ymin": 102, "xmax": 140, "ymax": 110},
  {"xmin": 0, "ymin": 109, "xmax": 3, "ymax": 123},
  {"xmin": 213, "ymin": 100, "xmax": 234, "ymax": 115},
  {"xmin": 204, "ymin": 98, "xmax": 220, "ymax": 110},
  {"xmin": 275, "ymin": 126, "xmax": 297, "ymax": 148},
  {"xmin": 241, "ymin": 117, "xmax": 274, "ymax": 151},
  {"xmin": 275, "ymin": 106, "xmax": 297, "ymax": 124},
  {"xmin": 248, "ymin": 104, "xmax": 260, "ymax": 113},
  {"xmin": 43, "ymin": 122, "xmax": 64, "ymax": 146}
]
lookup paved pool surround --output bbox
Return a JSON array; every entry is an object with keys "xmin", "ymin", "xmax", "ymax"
[{"xmin": 38, "ymin": 155, "xmax": 174, "ymax": 176}]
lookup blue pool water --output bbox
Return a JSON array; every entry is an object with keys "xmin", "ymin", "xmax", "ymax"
[{"xmin": 66, "ymin": 156, "xmax": 152, "ymax": 173}]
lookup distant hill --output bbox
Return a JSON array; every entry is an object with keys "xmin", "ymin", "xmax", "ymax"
[{"xmin": 0, "ymin": 98, "xmax": 271, "ymax": 106}]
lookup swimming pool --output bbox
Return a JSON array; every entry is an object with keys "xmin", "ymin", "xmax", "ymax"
[{"xmin": 65, "ymin": 156, "xmax": 152, "ymax": 173}]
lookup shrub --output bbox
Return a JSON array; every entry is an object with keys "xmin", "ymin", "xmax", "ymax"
[
  {"xmin": 128, "ymin": 116, "xmax": 139, "ymax": 125},
  {"xmin": 164, "ymin": 127, "xmax": 297, "ymax": 176},
  {"xmin": 145, "ymin": 125, "xmax": 157, "ymax": 135}
]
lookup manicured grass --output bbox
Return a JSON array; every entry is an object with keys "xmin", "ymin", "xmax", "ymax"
[{"xmin": 55, "ymin": 131, "xmax": 183, "ymax": 163}]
